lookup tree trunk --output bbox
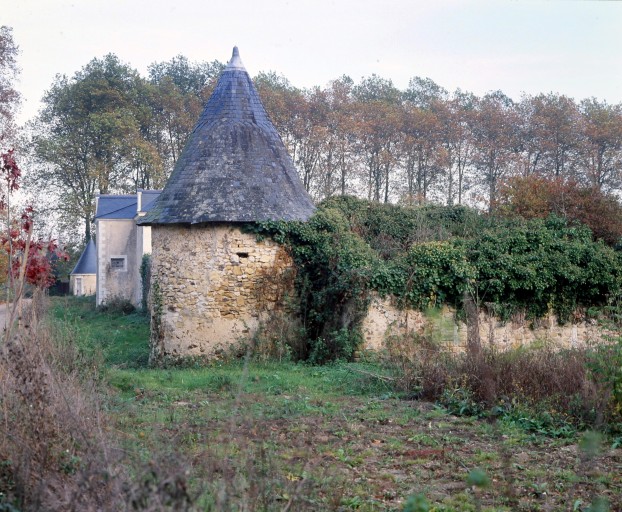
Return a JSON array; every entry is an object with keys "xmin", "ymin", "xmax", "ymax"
[{"xmin": 463, "ymin": 289, "xmax": 481, "ymax": 357}]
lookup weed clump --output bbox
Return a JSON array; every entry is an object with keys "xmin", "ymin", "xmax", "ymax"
[
  {"xmin": 98, "ymin": 295, "xmax": 136, "ymax": 315},
  {"xmin": 0, "ymin": 295, "xmax": 193, "ymax": 511},
  {"xmin": 383, "ymin": 331, "xmax": 621, "ymax": 434}
]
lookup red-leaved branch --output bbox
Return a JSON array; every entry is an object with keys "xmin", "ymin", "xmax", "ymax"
[{"xmin": 1, "ymin": 149, "xmax": 68, "ymax": 289}]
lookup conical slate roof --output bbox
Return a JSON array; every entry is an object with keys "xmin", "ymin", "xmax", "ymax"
[
  {"xmin": 71, "ymin": 239, "xmax": 96, "ymax": 275},
  {"xmin": 139, "ymin": 47, "xmax": 315, "ymax": 226}
]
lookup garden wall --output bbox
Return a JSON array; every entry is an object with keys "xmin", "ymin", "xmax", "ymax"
[{"xmin": 361, "ymin": 293, "xmax": 601, "ymax": 351}]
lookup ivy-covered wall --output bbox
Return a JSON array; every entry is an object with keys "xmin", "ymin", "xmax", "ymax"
[{"xmin": 251, "ymin": 196, "xmax": 622, "ymax": 362}]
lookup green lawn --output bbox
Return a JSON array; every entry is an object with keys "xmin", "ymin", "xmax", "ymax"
[
  {"xmin": 49, "ymin": 295, "xmax": 151, "ymax": 367},
  {"xmin": 47, "ymin": 296, "xmax": 622, "ymax": 511}
]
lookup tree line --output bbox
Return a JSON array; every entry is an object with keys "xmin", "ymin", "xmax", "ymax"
[
  {"xmin": 262, "ymin": 75, "xmax": 622, "ymax": 208},
  {"xmin": 24, "ymin": 52, "xmax": 622, "ymax": 244}
]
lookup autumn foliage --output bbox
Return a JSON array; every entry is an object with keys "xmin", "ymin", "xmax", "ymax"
[
  {"xmin": 0, "ymin": 147, "xmax": 20, "ymax": 205},
  {"xmin": 495, "ymin": 175, "xmax": 622, "ymax": 246},
  {"xmin": 28, "ymin": 51, "xmax": 622, "ymax": 244},
  {"xmin": 0, "ymin": 149, "xmax": 67, "ymax": 290}
]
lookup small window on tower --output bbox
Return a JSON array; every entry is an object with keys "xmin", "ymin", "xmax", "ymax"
[{"xmin": 110, "ymin": 257, "xmax": 126, "ymax": 271}]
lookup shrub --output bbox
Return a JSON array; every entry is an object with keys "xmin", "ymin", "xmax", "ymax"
[
  {"xmin": 308, "ymin": 327, "xmax": 362, "ymax": 364},
  {"xmin": 252, "ymin": 198, "xmax": 622, "ymax": 362},
  {"xmin": 250, "ymin": 207, "xmax": 377, "ymax": 362},
  {"xmin": 379, "ymin": 241, "xmax": 475, "ymax": 309},
  {"xmin": 140, "ymin": 253, "xmax": 151, "ymax": 312},
  {"xmin": 322, "ymin": 195, "xmax": 488, "ymax": 256},
  {"xmin": 98, "ymin": 295, "xmax": 136, "ymax": 315},
  {"xmin": 496, "ymin": 175, "xmax": 622, "ymax": 246},
  {"xmin": 462, "ymin": 216, "xmax": 622, "ymax": 322},
  {"xmin": 383, "ymin": 332, "xmax": 456, "ymax": 399},
  {"xmin": 383, "ymin": 333, "xmax": 616, "ymax": 432},
  {"xmin": 250, "ymin": 310, "xmax": 305, "ymax": 362}
]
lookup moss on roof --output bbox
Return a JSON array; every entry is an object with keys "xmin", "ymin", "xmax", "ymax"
[{"xmin": 139, "ymin": 47, "xmax": 315, "ymax": 226}]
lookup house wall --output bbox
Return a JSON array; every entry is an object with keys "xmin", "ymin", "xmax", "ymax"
[
  {"xmin": 361, "ymin": 293, "xmax": 601, "ymax": 352},
  {"xmin": 96, "ymin": 218, "xmax": 140, "ymax": 306},
  {"xmin": 70, "ymin": 274, "xmax": 96, "ymax": 296},
  {"xmin": 149, "ymin": 224, "xmax": 295, "ymax": 364}
]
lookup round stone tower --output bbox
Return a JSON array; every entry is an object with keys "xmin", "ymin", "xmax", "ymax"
[{"xmin": 138, "ymin": 47, "xmax": 315, "ymax": 364}]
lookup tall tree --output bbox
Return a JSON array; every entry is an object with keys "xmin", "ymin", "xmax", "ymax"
[
  {"xmin": 31, "ymin": 54, "xmax": 158, "ymax": 242},
  {"xmin": 255, "ymin": 72, "xmax": 326, "ymax": 197},
  {"xmin": 443, "ymin": 90, "xmax": 477, "ymax": 205},
  {"xmin": 518, "ymin": 93, "xmax": 580, "ymax": 177},
  {"xmin": 294, "ymin": 87, "xmax": 328, "ymax": 197},
  {"xmin": 472, "ymin": 91, "xmax": 520, "ymax": 210},
  {"xmin": 400, "ymin": 105, "xmax": 445, "ymax": 204},
  {"xmin": 352, "ymin": 75, "xmax": 402, "ymax": 203},
  {"xmin": 255, "ymin": 71, "xmax": 304, "ymax": 158},
  {"xmin": 0, "ymin": 26, "xmax": 20, "ymax": 144},
  {"xmin": 147, "ymin": 55, "xmax": 223, "ymax": 171},
  {"xmin": 578, "ymin": 99, "xmax": 622, "ymax": 191},
  {"xmin": 318, "ymin": 76, "xmax": 357, "ymax": 198},
  {"xmin": 403, "ymin": 76, "xmax": 448, "ymax": 109},
  {"xmin": 401, "ymin": 77, "xmax": 449, "ymax": 204},
  {"xmin": 25, "ymin": 49, "xmax": 622, "ymax": 247}
]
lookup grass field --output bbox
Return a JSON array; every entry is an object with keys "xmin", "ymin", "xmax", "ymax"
[{"xmin": 47, "ymin": 296, "xmax": 622, "ymax": 511}]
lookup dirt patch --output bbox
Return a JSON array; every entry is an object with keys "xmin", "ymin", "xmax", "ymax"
[{"xmin": 114, "ymin": 390, "xmax": 622, "ymax": 510}]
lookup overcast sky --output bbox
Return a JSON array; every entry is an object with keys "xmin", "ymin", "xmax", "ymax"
[{"xmin": 5, "ymin": 0, "xmax": 622, "ymax": 124}]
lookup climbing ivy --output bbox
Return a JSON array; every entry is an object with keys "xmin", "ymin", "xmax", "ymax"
[
  {"xmin": 139, "ymin": 253, "xmax": 151, "ymax": 312},
  {"xmin": 249, "ymin": 198, "xmax": 622, "ymax": 362},
  {"xmin": 462, "ymin": 216, "xmax": 622, "ymax": 322},
  {"xmin": 374, "ymin": 241, "xmax": 476, "ymax": 310},
  {"xmin": 251, "ymin": 207, "xmax": 377, "ymax": 362}
]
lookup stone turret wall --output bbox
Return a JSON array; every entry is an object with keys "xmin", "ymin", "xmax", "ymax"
[{"xmin": 149, "ymin": 224, "xmax": 295, "ymax": 364}]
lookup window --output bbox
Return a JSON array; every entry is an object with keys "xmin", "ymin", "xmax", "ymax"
[{"xmin": 110, "ymin": 257, "xmax": 126, "ymax": 271}]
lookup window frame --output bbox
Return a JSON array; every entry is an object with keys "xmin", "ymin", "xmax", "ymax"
[{"xmin": 110, "ymin": 255, "xmax": 127, "ymax": 272}]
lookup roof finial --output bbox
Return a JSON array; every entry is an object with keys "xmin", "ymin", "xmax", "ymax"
[{"xmin": 227, "ymin": 46, "xmax": 245, "ymax": 70}]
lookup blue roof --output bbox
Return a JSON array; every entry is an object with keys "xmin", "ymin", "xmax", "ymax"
[
  {"xmin": 95, "ymin": 192, "xmax": 162, "ymax": 219},
  {"xmin": 139, "ymin": 190, "xmax": 161, "ymax": 213},
  {"xmin": 95, "ymin": 195, "xmax": 137, "ymax": 220},
  {"xmin": 71, "ymin": 239, "xmax": 96, "ymax": 275}
]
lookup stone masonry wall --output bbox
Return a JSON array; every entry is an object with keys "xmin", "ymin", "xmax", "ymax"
[
  {"xmin": 361, "ymin": 293, "xmax": 602, "ymax": 351},
  {"xmin": 149, "ymin": 224, "xmax": 295, "ymax": 364}
]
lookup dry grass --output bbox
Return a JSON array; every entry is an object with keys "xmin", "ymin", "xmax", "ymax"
[
  {"xmin": 0, "ymin": 293, "xmax": 193, "ymax": 511},
  {"xmin": 383, "ymin": 331, "xmax": 614, "ymax": 429},
  {"xmin": 2, "ymin": 293, "xmax": 621, "ymax": 510}
]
